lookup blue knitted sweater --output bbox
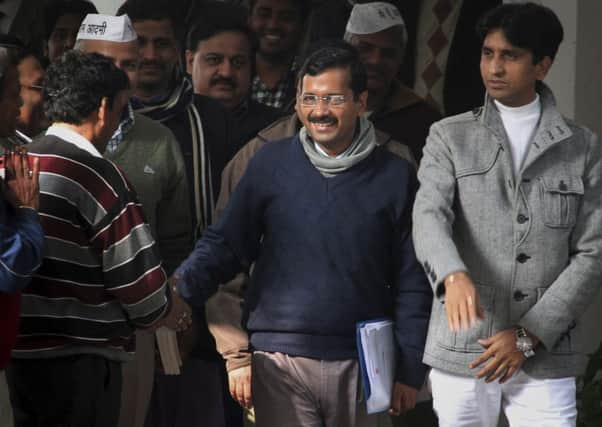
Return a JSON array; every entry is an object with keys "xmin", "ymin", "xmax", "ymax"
[{"xmin": 176, "ymin": 136, "xmax": 432, "ymax": 388}]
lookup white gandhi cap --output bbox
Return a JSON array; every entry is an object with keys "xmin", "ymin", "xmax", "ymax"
[
  {"xmin": 346, "ymin": 2, "xmax": 406, "ymax": 35},
  {"xmin": 77, "ymin": 13, "xmax": 137, "ymax": 43}
]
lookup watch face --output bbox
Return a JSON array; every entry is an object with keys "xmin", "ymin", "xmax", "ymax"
[{"xmin": 516, "ymin": 336, "xmax": 534, "ymax": 356}]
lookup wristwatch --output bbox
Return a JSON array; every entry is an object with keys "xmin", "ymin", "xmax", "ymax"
[{"xmin": 515, "ymin": 327, "xmax": 535, "ymax": 358}]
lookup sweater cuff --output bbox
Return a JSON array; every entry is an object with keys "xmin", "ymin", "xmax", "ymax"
[
  {"xmin": 394, "ymin": 348, "xmax": 428, "ymax": 390},
  {"xmin": 225, "ymin": 350, "xmax": 252, "ymax": 372}
]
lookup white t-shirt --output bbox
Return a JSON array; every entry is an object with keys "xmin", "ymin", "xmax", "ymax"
[{"xmin": 494, "ymin": 95, "xmax": 541, "ymax": 176}]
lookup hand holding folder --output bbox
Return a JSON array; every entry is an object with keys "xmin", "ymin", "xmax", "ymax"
[{"xmin": 356, "ymin": 318, "xmax": 395, "ymax": 414}]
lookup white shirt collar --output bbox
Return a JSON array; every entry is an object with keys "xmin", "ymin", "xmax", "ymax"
[{"xmin": 46, "ymin": 124, "xmax": 103, "ymax": 158}]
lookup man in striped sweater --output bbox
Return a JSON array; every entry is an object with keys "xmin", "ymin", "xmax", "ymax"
[{"xmin": 6, "ymin": 51, "xmax": 191, "ymax": 427}]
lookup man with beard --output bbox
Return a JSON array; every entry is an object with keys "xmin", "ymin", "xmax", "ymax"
[
  {"xmin": 185, "ymin": 4, "xmax": 283, "ymax": 153},
  {"xmin": 174, "ymin": 44, "xmax": 432, "ymax": 427},
  {"xmin": 74, "ymin": 14, "xmax": 193, "ymax": 427},
  {"xmin": 116, "ymin": 1, "xmax": 239, "ymax": 426},
  {"xmin": 15, "ymin": 49, "xmax": 46, "ymax": 141},
  {"xmin": 248, "ymin": 0, "xmax": 309, "ymax": 110}
]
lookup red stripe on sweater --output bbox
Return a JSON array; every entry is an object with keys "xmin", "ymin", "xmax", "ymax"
[
  {"xmin": 37, "ymin": 155, "xmax": 119, "ymax": 211},
  {"xmin": 25, "ymin": 277, "xmax": 113, "ymax": 305},
  {"xmin": 39, "ymin": 215, "xmax": 89, "ymax": 246},
  {"xmin": 109, "ymin": 266, "xmax": 167, "ymax": 304},
  {"xmin": 92, "ymin": 203, "xmax": 147, "ymax": 248}
]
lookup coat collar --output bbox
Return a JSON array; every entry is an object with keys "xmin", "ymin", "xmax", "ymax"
[{"xmin": 478, "ymin": 82, "xmax": 573, "ymax": 173}]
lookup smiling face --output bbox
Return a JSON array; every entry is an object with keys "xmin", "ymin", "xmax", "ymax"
[
  {"xmin": 186, "ymin": 30, "xmax": 251, "ymax": 109},
  {"xmin": 249, "ymin": 0, "xmax": 304, "ymax": 59},
  {"xmin": 480, "ymin": 29, "xmax": 551, "ymax": 107},
  {"xmin": 295, "ymin": 67, "xmax": 367, "ymax": 156}
]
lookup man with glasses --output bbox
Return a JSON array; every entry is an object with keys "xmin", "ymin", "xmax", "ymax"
[{"xmin": 174, "ymin": 44, "xmax": 432, "ymax": 427}]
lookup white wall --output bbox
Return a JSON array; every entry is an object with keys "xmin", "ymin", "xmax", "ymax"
[{"xmin": 91, "ymin": 0, "xmax": 122, "ymax": 14}]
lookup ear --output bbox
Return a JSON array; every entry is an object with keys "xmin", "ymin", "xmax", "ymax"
[
  {"xmin": 96, "ymin": 96, "xmax": 109, "ymax": 130},
  {"xmin": 185, "ymin": 50, "xmax": 194, "ymax": 75},
  {"xmin": 535, "ymin": 56, "xmax": 553, "ymax": 81},
  {"xmin": 356, "ymin": 90, "xmax": 369, "ymax": 115}
]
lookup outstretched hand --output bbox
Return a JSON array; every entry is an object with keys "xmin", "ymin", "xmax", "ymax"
[{"xmin": 156, "ymin": 276, "xmax": 193, "ymax": 332}]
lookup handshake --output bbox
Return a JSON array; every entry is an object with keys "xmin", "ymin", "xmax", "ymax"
[{"xmin": 155, "ymin": 276, "xmax": 193, "ymax": 332}]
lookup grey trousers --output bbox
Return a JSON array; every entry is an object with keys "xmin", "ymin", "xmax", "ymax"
[{"xmin": 252, "ymin": 351, "xmax": 378, "ymax": 427}]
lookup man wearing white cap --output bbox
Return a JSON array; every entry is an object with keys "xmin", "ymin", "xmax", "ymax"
[
  {"xmin": 344, "ymin": 1, "xmax": 440, "ymax": 162},
  {"xmin": 74, "ymin": 13, "xmax": 194, "ymax": 427}
]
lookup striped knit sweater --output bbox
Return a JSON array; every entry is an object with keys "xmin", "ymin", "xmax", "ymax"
[{"xmin": 12, "ymin": 135, "xmax": 169, "ymax": 362}]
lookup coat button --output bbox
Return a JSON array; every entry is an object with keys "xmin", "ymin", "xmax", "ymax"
[
  {"xmin": 516, "ymin": 253, "xmax": 531, "ymax": 263},
  {"xmin": 517, "ymin": 214, "xmax": 528, "ymax": 224},
  {"xmin": 513, "ymin": 290, "xmax": 528, "ymax": 301}
]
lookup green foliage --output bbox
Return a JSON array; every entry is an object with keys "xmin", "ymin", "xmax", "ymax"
[{"xmin": 577, "ymin": 342, "xmax": 602, "ymax": 427}]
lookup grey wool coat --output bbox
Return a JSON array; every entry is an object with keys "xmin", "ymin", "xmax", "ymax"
[{"xmin": 412, "ymin": 83, "xmax": 602, "ymax": 378}]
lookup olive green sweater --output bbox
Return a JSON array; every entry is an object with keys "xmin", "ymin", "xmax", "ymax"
[{"xmin": 105, "ymin": 113, "xmax": 193, "ymax": 275}]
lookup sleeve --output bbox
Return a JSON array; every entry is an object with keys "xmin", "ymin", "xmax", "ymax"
[
  {"xmin": 392, "ymin": 167, "xmax": 433, "ymax": 389},
  {"xmin": 92, "ymin": 181, "xmax": 168, "ymax": 328},
  {"xmin": 0, "ymin": 206, "xmax": 44, "ymax": 293},
  {"xmin": 175, "ymin": 151, "xmax": 266, "ymax": 309},
  {"xmin": 214, "ymin": 138, "xmax": 265, "ymax": 221},
  {"xmin": 155, "ymin": 133, "xmax": 193, "ymax": 275},
  {"xmin": 519, "ymin": 131, "xmax": 602, "ymax": 350},
  {"xmin": 206, "ymin": 273, "xmax": 252, "ymax": 371},
  {"xmin": 412, "ymin": 122, "xmax": 467, "ymax": 298}
]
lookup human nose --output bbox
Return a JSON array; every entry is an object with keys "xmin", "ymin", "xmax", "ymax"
[
  {"xmin": 141, "ymin": 43, "xmax": 158, "ymax": 60},
  {"xmin": 489, "ymin": 55, "xmax": 504, "ymax": 75},
  {"xmin": 218, "ymin": 60, "xmax": 234, "ymax": 77}
]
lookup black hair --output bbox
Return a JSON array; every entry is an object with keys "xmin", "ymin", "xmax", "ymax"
[
  {"xmin": 248, "ymin": 0, "xmax": 310, "ymax": 23},
  {"xmin": 117, "ymin": 0, "xmax": 181, "ymax": 43},
  {"xmin": 186, "ymin": 3, "xmax": 253, "ymax": 52},
  {"xmin": 476, "ymin": 2, "xmax": 563, "ymax": 63},
  {"xmin": 44, "ymin": 50, "xmax": 130, "ymax": 125},
  {"xmin": 297, "ymin": 40, "xmax": 367, "ymax": 98},
  {"xmin": 44, "ymin": 0, "xmax": 98, "ymax": 41}
]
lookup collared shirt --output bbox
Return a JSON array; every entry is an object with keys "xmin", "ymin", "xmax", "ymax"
[
  {"xmin": 45, "ymin": 124, "xmax": 102, "ymax": 158},
  {"xmin": 106, "ymin": 103, "xmax": 135, "ymax": 153},
  {"xmin": 250, "ymin": 62, "xmax": 297, "ymax": 110}
]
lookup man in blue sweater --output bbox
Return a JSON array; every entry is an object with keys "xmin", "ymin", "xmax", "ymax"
[{"xmin": 175, "ymin": 44, "xmax": 432, "ymax": 427}]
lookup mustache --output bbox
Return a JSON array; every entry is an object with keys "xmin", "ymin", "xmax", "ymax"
[
  {"xmin": 308, "ymin": 115, "xmax": 337, "ymax": 125},
  {"xmin": 139, "ymin": 60, "xmax": 164, "ymax": 69},
  {"xmin": 210, "ymin": 77, "xmax": 237, "ymax": 89}
]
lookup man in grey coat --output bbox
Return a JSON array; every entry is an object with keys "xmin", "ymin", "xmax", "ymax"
[{"xmin": 413, "ymin": 3, "xmax": 602, "ymax": 426}]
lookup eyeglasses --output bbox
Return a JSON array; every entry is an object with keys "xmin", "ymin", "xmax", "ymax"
[
  {"xmin": 299, "ymin": 94, "xmax": 347, "ymax": 107},
  {"xmin": 23, "ymin": 84, "xmax": 44, "ymax": 92}
]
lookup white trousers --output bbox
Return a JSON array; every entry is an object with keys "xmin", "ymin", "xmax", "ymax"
[{"xmin": 429, "ymin": 368, "xmax": 577, "ymax": 427}]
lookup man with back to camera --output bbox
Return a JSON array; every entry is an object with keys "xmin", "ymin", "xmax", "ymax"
[
  {"xmin": 74, "ymin": 13, "xmax": 194, "ymax": 427},
  {"xmin": 412, "ymin": 3, "xmax": 602, "ymax": 426},
  {"xmin": 6, "ymin": 50, "xmax": 191, "ymax": 427},
  {"xmin": 174, "ymin": 44, "xmax": 432, "ymax": 427}
]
